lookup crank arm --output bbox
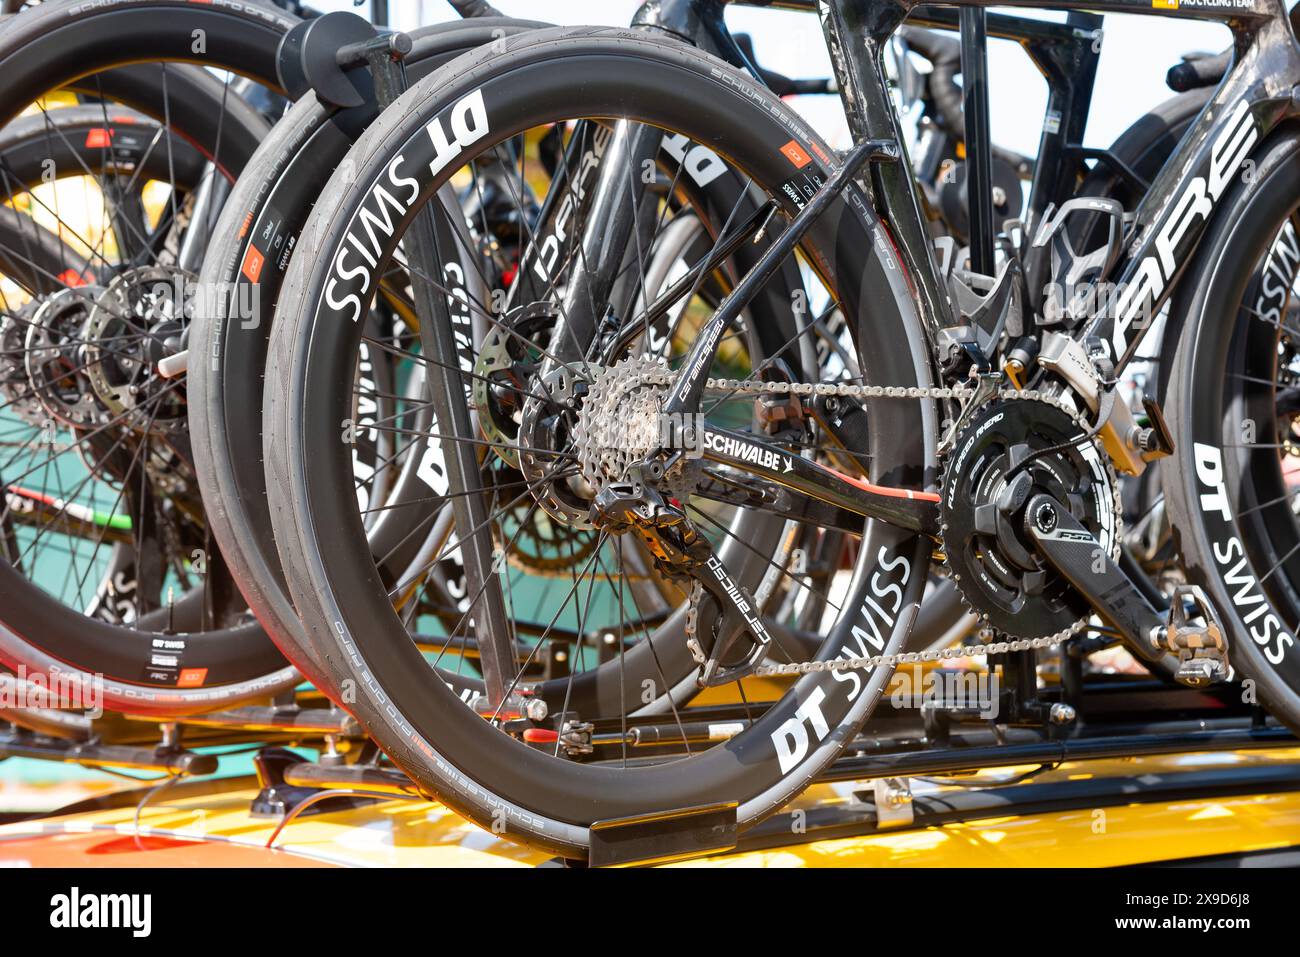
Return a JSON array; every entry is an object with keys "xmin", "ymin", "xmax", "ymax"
[
  {"xmin": 698, "ymin": 426, "xmax": 939, "ymax": 537},
  {"xmin": 1024, "ymin": 493, "xmax": 1229, "ymax": 685},
  {"xmin": 1022, "ymin": 493, "xmax": 1166, "ymax": 663}
]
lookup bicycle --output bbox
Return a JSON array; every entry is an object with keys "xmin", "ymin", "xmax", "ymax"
[{"xmin": 257, "ymin": 0, "xmax": 1300, "ymax": 864}]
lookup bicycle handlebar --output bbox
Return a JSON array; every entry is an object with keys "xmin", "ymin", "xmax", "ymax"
[
  {"xmin": 1165, "ymin": 49, "xmax": 1232, "ymax": 92},
  {"xmin": 899, "ymin": 26, "xmax": 1031, "ymax": 174},
  {"xmin": 448, "ymin": 0, "xmax": 505, "ymax": 18},
  {"xmin": 899, "ymin": 26, "xmax": 964, "ymax": 141},
  {"xmin": 732, "ymin": 33, "xmax": 834, "ymax": 96}
]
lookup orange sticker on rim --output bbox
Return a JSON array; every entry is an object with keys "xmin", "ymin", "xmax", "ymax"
[
  {"xmin": 178, "ymin": 668, "xmax": 208, "ymax": 688},
  {"xmin": 780, "ymin": 140, "xmax": 812, "ymax": 169}
]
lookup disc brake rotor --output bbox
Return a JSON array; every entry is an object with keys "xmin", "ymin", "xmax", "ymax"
[
  {"xmin": 0, "ymin": 300, "xmax": 48, "ymax": 425},
  {"xmin": 23, "ymin": 287, "xmax": 105, "ymax": 428},
  {"xmin": 472, "ymin": 304, "xmax": 558, "ymax": 470},
  {"xmin": 82, "ymin": 266, "xmax": 189, "ymax": 436},
  {"xmin": 517, "ymin": 362, "xmax": 595, "ymax": 531}
]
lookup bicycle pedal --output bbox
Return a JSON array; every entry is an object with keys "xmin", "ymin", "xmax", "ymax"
[
  {"xmin": 1174, "ymin": 655, "xmax": 1228, "ymax": 688},
  {"xmin": 1157, "ymin": 584, "xmax": 1230, "ymax": 688}
]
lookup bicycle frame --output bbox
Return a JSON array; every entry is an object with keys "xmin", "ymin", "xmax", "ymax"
[
  {"xmin": 492, "ymin": 0, "xmax": 1300, "ymax": 543},
  {"xmin": 795, "ymin": 0, "xmax": 1300, "ymax": 375},
  {"xmin": 636, "ymin": 0, "xmax": 1300, "ymax": 519},
  {"xmin": 637, "ymin": 1, "xmax": 1107, "ymax": 251}
]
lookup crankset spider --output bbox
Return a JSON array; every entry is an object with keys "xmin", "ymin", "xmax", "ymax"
[
  {"xmin": 82, "ymin": 266, "xmax": 190, "ymax": 436},
  {"xmin": 941, "ymin": 395, "xmax": 1121, "ymax": 639}
]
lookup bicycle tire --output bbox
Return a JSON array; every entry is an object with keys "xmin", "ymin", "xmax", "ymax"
[
  {"xmin": 265, "ymin": 26, "xmax": 935, "ymax": 857},
  {"xmin": 1163, "ymin": 125, "xmax": 1300, "ymax": 732}
]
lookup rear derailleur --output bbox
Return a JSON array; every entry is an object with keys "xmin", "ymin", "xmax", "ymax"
[{"xmin": 591, "ymin": 472, "xmax": 772, "ymax": 688}]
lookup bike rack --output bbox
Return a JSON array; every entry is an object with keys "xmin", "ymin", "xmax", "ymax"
[
  {"xmin": 737, "ymin": 755, "xmax": 1300, "ymax": 860},
  {"xmin": 125, "ymin": 704, "xmax": 361, "ymax": 738},
  {"xmin": 0, "ymin": 725, "xmax": 217, "ymax": 777},
  {"xmin": 0, "ymin": 684, "xmax": 362, "ymax": 780},
  {"xmin": 7, "ymin": 672, "xmax": 1296, "ymax": 864}
]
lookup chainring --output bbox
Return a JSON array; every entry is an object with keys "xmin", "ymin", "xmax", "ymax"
[{"xmin": 940, "ymin": 395, "xmax": 1121, "ymax": 639}]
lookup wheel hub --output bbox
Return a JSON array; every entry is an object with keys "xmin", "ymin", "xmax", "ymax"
[{"xmin": 82, "ymin": 266, "xmax": 190, "ymax": 436}]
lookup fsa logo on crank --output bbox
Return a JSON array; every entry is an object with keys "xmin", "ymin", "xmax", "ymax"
[
  {"xmin": 1194, "ymin": 443, "xmax": 1296, "ymax": 665},
  {"xmin": 323, "ymin": 88, "xmax": 490, "ymax": 325},
  {"xmin": 770, "ymin": 545, "xmax": 911, "ymax": 774},
  {"xmin": 1111, "ymin": 98, "xmax": 1257, "ymax": 359}
]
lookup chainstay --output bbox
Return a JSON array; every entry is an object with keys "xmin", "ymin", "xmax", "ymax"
[{"xmin": 651, "ymin": 371, "xmax": 1101, "ymax": 676}]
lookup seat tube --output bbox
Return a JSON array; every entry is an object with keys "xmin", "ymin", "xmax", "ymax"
[{"xmin": 820, "ymin": 0, "xmax": 955, "ymax": 337}]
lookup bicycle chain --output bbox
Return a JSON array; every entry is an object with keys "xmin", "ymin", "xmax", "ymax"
[
  {"xmin": 686, "ymin": 576, "xmax": 1085, "ymax": 678},
  {"xmin": 638, "ymin": 370, "xmax": 1096, "ymax": 677}
]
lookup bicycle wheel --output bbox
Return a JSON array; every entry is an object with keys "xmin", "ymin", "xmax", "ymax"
[
  {"xmin": 1164, "ymin": 127, "xmax": 1300, "ymax": 730},
  {"xmin": 190, "ymin": 17, "xmax": 549, "ymax": 691},
  {"xmin": 266, "ymin": 26, "xmax": 935, "ymax": 857},
  {"xmin": 0, "ymin": 0, "xmax": 302, "ymax": 713},
  {"xmin": 194, "ymin": 16, "xmax": 819, "ymax": 715}
]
